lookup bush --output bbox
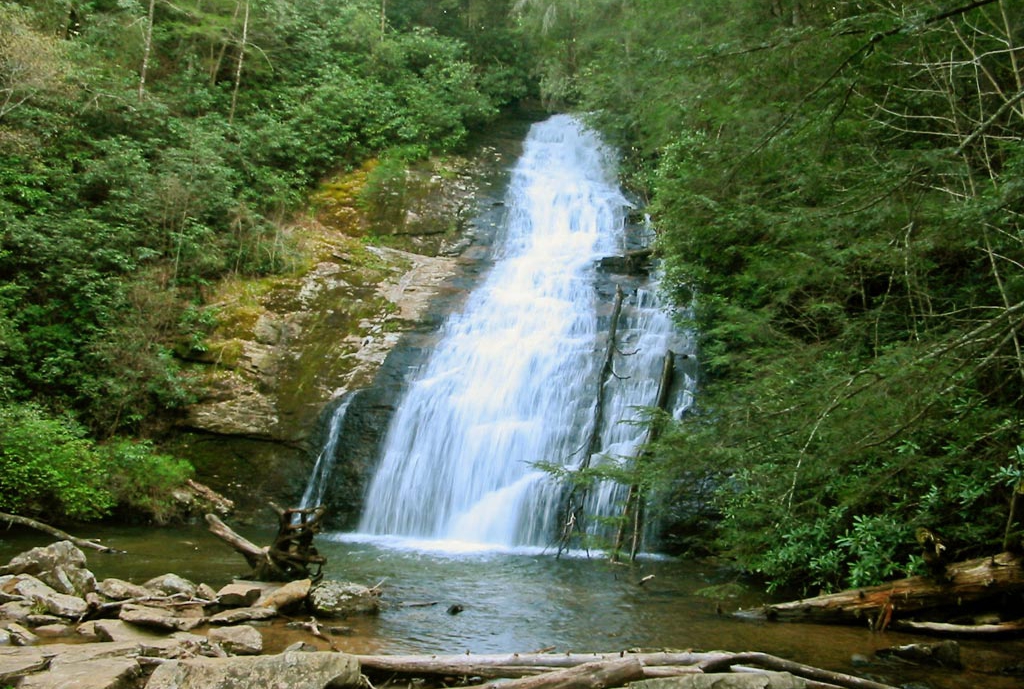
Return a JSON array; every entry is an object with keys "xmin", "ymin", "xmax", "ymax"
[{"xmin": 0, "ymin": 403, "xmax": 193, "ymax": 523}]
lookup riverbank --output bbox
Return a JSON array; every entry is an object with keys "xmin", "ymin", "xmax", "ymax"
[{"xmin": 4, "ymin": 532, "xmax": 1024, "ymax": 689}]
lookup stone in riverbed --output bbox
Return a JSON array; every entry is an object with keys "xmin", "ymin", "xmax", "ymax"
[
  {"xmin": 208, "ymin": 625, "xmax": 263, "ymax": 655},
  {"xmin": 0, "ymin": 541, "xmax": 96, "ymax": 597},
  {"xmin": 145, "ymin": 650, "xmax": 361, "ymax": 689},
  {"xmin": 119, "ymin": 603, "xmax": 204, "ymax": 632},
  {"xmin": 143, "ymin": 573, "xmax": 197, "ymax": 598},
  {"xmin": 307, "ymin": 581, "xmax": 380, "ymax": 618},
  {"xmin": 97, "ymin": 578, "xmax": 155, "ymax": 601},
  {"xmin": 5, "ymin": 622, "xmax": 39, "ymax": 646},
  {"xmin": 2, "ymin": 574, "xmax": 88, "ymax": 618},
  {"xmin": 17, "ymin": 658, "xmax": 140, "ymax": 689},
  {"xmin": 207, "ymin": 606, "xmax": 278, "ymax": 625},
  {"xmin": 216, "ymin": 582, "xmax": 263, "ymax": 607}
]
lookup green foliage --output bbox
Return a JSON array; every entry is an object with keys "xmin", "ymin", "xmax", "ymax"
[
  {"xmin": 0, "ymin": 403, "xmax": 112, "ymax": 520},
  {"xmin": 547, "ymin": 0, "xmax": 1024, "ymax": 590},
  {"xmin": 101, "ymin": 439, "xmax": 194, "ymax": 524},
  {"xmin": 0, "ymin": 403, "xmax": 195, "ymax": 523}
]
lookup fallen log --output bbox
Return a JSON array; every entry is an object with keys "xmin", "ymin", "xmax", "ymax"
[
  {"xmin": 892, "ymin": 617, "xmax": 1024, "ymax": 635},
  {"xmin": 356, "ymin": 651, "xmax": 728, "ymax": 678},
  {"xmin": 0, "ymin": 511, "xmax": 122, "ymax": 554},
  {"xmin": 205, "ymin": 507, "xmax": 326, "ymax": 581},
  {"xmin": 699, "ymin": 653, "xmax": 896, "ymax": 689},
  {"xmin": 474, "ymin": 657, "xmax": 646, "ymax": 689},
  {"xmin": 742, "ymin": 551, "xmax": 1024, "ymax": 628}
]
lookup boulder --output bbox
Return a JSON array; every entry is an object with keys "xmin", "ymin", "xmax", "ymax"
[
  {"xmin": 216, "ymin": 583, "xmax": 263, "ymax": 607},
  {"xmin": 307, "ymin": 581, "xmax": 380, "ymax": 618},
  {"xmin": 208, "ymin": 625, "xmax": 263, "ymax": 655},
  {"xmin": 119, "ymin": 604, "xmax": 204, "ymax": 632},
  {"xmin": 207, "ymin": 606, "xmax": 277, "ymax": 626},
  {"xmin": 0, "ymin": 601, "xmax": 33, "ymax": 622},
  {"xmin": 197, "ymin": 583, "xmax": 218, "ymax": 601},
  {"xmin": 97, "ymin": 578, "xmax": 155, "ymax": 601},
  {"xmin": 145, "ymin": 650, "xmax": 362, "ymax": 689},
  {"xmin": 0, "ymin": 541, "xmax": 96, "ymax": 597},
  {"xmin": 31, "ymin": 623, "xmax": 73, "ymax": 638},
  {"xmin": 18, "ymin": 658, "xmax": 139, "ymax": 689},
  {"xmin": 4, "ymin": 622, "xmax": 38, "ymax": 646},
  {"xmin": 0, "ymin": 646, "xmax": 48, "ymax": 683},
  {"xmin": 2, "ymin": 574, "xmax": 88, "ymax": 618},
  {"xmin": 256, "ymin": 578, "xmax": 311, "ymax": 612},
  {"xmin": 144, "ymin": 574, "xmax": 197, "ymax": 598},
  {"xmin": 93, "ymin": 619, "xmax": 167, "ymax": 643}
]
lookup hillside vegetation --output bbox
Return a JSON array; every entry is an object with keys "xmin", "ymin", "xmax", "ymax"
[
  {"xmin": 0, "ymin": 0, "xmax": 528, "ymax": 522},
  {"xmin": 519, "ymin": 0, "xmax": 1024, "ymax": 592}
]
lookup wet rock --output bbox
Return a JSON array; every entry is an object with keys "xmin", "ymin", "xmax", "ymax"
[
  {"xmin": 216, "ymin": 582, "xmax": 263, "ymax": 607},
  {"xmin": 119, "ymin": 604, "xmax": 204, "ymax": 632},
  {"xmin": 5, "ymin": 622, "xmax": 38, "ymax": 646},
  {"xmin": 284, "ymin": 641, "xmax": 318, "ymax": 653},
  {"xmin": 25, "ymin": 614, "xmax": 63, "ymax": 627},
  {"xmin": 255, "ymin": 578, "xmax": 310, "ymax": 612},
  {"xmin": 307, "ymin": 581, "xmax": 380, "ymax": 618},
  {"xmin": 145, "ymin": 650, "xmax": 361, "ymax": 689},
  {"xmin": 144, "ymin": 573, "xmax": 198, "ymax": 598},
  {"xmin": 197, "ymin": 583, "xmax": 218, "ymax": 601},
  {"xmin": 0, "ymin": 628, "xmax": 9, "ymax": 645},
  {"xmin": 0, "ymin": 600, "xmax": 32, "ymax": 622},
  {"xmin": 0, "ymin": 646, "xmax": 48, "ymax": 682},
  {"xmin": 208, "ymin": 625, "xmax": 263, "ymax": 655},
  {"xmin": 1, "ymin": 574, "xmax": 87, "ymax": 618},
  {"xmin": 17, "ymin": 657, "xmax": 139, "ymax": 689},
  {"xmin": 31, "ymin": 623, "xmax": 73, "ymax": 638},
  {"xmin": 207, "ymin": 606, "xmax": 278, "ymax": 625},
  {"xmin": 93, "ymin": 619, "xmax": 167, "ymax": 643},
  {"xmin": 877, "ymin": 640, "xmax": 962, "ymax": 669},
  {"xmin": 0, "ymin": 541, "xmax": 96, "ymax": 597},
  {"xmin": 97, "ymin": 578, "xmax": 155, "ymax": 601}
]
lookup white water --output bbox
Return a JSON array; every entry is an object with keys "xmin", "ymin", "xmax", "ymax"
[
  {"xmin": 357, "ymin": 115, "xmax": 692, "ymax": 551},
  {"xmin": 299, "ymin": 390, "xmax": 359, "ymax": 510}
]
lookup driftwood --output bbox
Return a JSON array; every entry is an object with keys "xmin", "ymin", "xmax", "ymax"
[
  {"xmin": 892, "ymin": 617, "xmax": 1024, "ymax": 635},
  {"xmin": 205, "ymin": 506, "xmax": 326, "ymax": 581},
  {"xmin": 355, "ymin": 651, "xmax": 900, "ymax": 689},
  {"xmin": 475, "ymin": 658, "xmax": 645, "ymax": 689},
  {"xmin": 0, "ymin": 510, "xmax": 121, "ymax": 554},
  {"xmin": 742, "ymin": 551, "xmax": 1024, "ymax": 630}
]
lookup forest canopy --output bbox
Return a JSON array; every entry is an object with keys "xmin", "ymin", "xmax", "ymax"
[{"xmin": 515, "ymin": 0, "xmax": 1024, "ymax": 592}]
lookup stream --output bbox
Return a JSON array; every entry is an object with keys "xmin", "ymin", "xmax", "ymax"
[{"xmin": 2, "ymin": 524, "xmax": 1023, "ymax": 689}]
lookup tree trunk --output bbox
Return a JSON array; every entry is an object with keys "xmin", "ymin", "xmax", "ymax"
[
  {"xmin": 139, "ymin": 0, "xmax": 156, "ymax": 100},
  {"xmin": 228, "ymin": 0, "xmax": 249, "ymax": 124},
  {"xmin": 744, "ymin": 551, "xmax": 1024, "ymax": 628},
  {"xmin": 475, "ymin": 658, "xmax": 645, "ymax": 689},
  {"xmin": 0, "ymin": 511, "xmax": 121, "ymax": 554}
]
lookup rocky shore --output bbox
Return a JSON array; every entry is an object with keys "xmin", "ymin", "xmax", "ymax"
[{"xmin": 0, "ymin": 540, "xmax": 378, "ymax": 688}]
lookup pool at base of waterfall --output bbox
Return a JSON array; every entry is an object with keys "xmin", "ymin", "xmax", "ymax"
[{"xmin": 2, "ymin": 523, "xmax": 1022, "ymax": 689}]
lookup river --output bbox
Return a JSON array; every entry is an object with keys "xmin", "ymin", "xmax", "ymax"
[{"xmin": 1, "ymin": 524, "xmax": 1022, "ymax": 689}]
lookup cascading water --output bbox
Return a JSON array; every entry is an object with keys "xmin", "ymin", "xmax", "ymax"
[
  {"xmin": 299, "ymin": 390, "xmax": 359, "ymax": 511},
  {"xmin": 356, "ymin": 114, "xmax": 693, "ymax": 550}
]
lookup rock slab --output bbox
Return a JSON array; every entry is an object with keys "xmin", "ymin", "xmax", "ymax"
[{"xmin": 145, "ymin": 650, "xmax": 362, "ymax": 689}]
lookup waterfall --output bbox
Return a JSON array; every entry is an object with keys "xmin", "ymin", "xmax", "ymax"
[
  {"xmin": 299, "ymin": 390, "xmax": 359, "ymax": 510},
  {"xmin": 357, "ymin": 115, "xmax": 693, "ymax": 550}
]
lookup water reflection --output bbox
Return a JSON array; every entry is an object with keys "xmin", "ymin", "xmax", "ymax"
[{"xmin": 2, "ymin": 524, "xmax": 1022, "ymax": 688}]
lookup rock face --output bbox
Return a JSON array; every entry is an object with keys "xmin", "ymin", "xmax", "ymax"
[
  {"xmin": 169, "ymin": 117, "xmax": 534, "ymax": 522},
  {"xmin": 145, "ymin": 650, "xmax": 362, "ymax": 689}
]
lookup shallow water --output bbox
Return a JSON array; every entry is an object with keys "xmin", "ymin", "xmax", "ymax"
[{"xmin": 3, "ymin": 524, "xmax": 1022, "ymax": 688}]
